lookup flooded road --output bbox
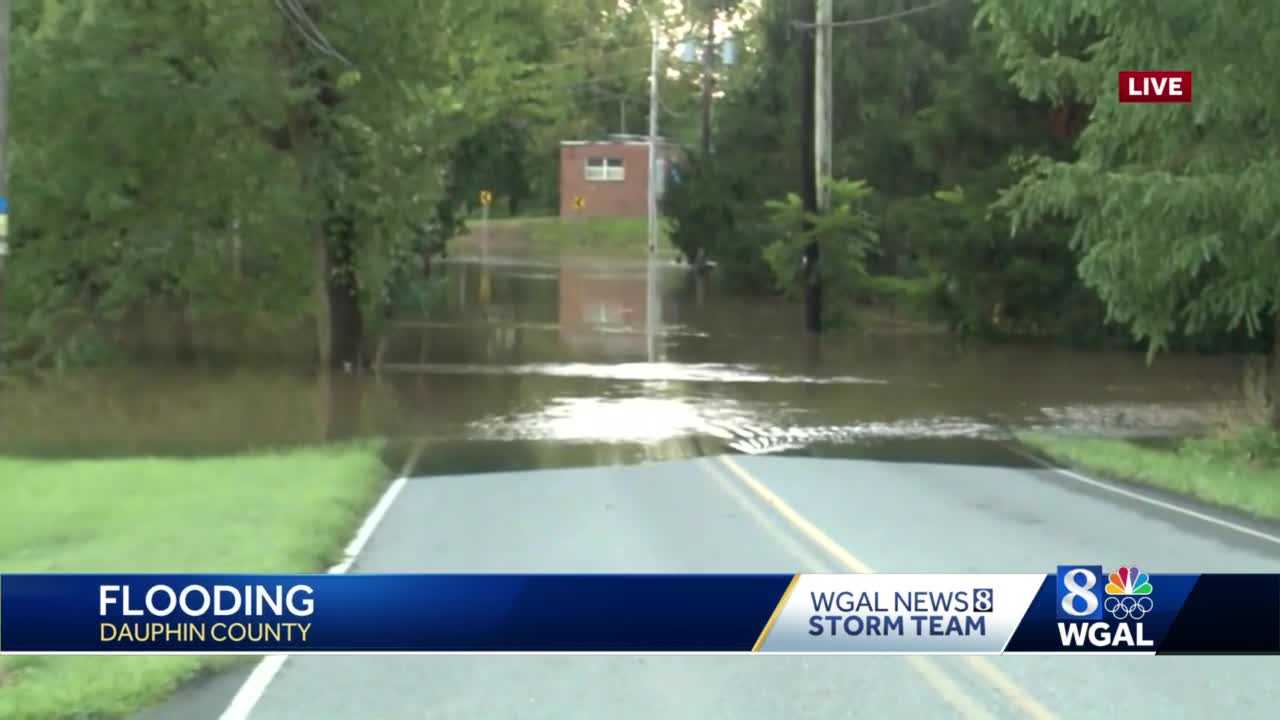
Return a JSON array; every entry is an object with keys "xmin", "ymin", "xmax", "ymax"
[
  {"xmin": 0, "ymin": 249, "xmax": 1247, "ymax": 470},
  {"xmin": 15, "ymin": 247, "xmax": 1278, "ymax": 720}
]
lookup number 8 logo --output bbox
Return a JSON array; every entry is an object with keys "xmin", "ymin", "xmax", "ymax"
[{"xmin": 1060, "ymin": 568, "xmax": 1100, "ymax": 617}]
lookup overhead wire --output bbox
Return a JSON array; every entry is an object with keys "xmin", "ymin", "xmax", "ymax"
[
  {"xmin": 275, "ymin": 0, "xmax": 355, "ymax": 66},
  {"xmin": 519, "ymin": 43, "xmax": 654, "ymax": 72},
  {"xmin": 791, "ymin": 0, "xmax": 959, "ymax": 29},
  {"xmin": 267, "ymin": 6, "xmax": 679, "ymax": 112}
]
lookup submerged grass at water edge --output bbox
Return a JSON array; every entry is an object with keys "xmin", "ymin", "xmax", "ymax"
[{"xmin": 1018, "ymin": 430, "xmax": 1280, "ymax": 520}]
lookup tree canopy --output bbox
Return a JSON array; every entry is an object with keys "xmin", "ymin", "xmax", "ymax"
[
  {"xmin": 978, "ymin": 0, "xmax": 1280, "ymax": 352},
  {"xmin": 8, "ymin": 0, "xmax": 1280, "ymax": 373}
]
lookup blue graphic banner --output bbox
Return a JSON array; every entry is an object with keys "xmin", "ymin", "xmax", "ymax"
[
  {"xmin": 0, "ymin": 574, "xmax": 793, "ymax": 653},
  {"xmin": 1, "ymin": 571, "xmax": 1277, "ymax": 654}
]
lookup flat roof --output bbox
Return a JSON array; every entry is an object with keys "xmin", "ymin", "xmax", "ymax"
[{"xmin": 561, "ymin": 138, "xmax": 676, "ymax": 147}]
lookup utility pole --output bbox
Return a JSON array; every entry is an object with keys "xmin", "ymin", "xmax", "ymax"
[
  {"xmin": 816, "ymin": 0, "xmax": 833, "ymax": 213},
  {"xmin": 647, "ymin": 20, "xmax": 660, "ymax": 257},
  {"xmin": 646, "ymin": 18, "xmax": 662, "ymax": 361},
  {"xmin": 799, "ymin": 0, "xmax": 821, "ymax": 334},
  {"xmin": 0, "ymin": 0, "xmax": 10, "ymax": 363},
  {"xmin": 700, "ymin": 11, "xmax": 715, "ymax": 156}
]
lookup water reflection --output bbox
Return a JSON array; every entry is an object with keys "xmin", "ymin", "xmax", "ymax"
[
  {"xmin": 379, "ymin": 362, "xmax": 887, "ymax": 385},
  {"xmin": 0, "ymin": 251, "xmax": 1249, "ymax": 469}
]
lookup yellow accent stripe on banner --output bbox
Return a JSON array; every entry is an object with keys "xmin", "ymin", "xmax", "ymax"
[
  {"xmin": 716, "ymin": 455, "xmax": 1057, "ymax": 720},
  {"xmin": 752, "ymin": 573, "xmax": 800, "ymax": 652}
]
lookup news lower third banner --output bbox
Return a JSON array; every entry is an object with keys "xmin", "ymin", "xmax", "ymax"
[{"xmin": 1, "ymin": 569, "xmax": 1277, "ymax": 654}]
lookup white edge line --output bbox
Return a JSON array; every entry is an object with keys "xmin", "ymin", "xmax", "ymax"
[
  {"xmin": 217, "ymin": 655, "xmax": 289, "ymax": 720},
  {"xmin": 330, "ymin": 476, "xmax": 409, "ymax": 575},
  {"xmin": 1011, "ymin": 446, "xmax": 1280, "ymax": 547},
  {"xmin": 217, "ymin": 474, "xmax": 409, "ymax": 720}
]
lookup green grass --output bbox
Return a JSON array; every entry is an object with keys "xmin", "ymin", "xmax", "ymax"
[
  {"xmin": 1018, "ymin": 431, "xmax": 1280, "ymax": 520},
  {"xmin": 0, "ymin": 445, "xmax": 391, "ymax": 719},
  {"xmin": 463, "ymin": 216, "xmax": 676, "ymax": 258}
]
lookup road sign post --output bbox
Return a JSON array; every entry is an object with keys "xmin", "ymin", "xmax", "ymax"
[
  {"xmin": 479, "ymin": 190, "xmax": 492, "ymax": 259},
  {"xmin": 572, "ymin": 196, "xmax": 586, "ymax": 246},
  {"xmin": 0, "ymin": 197, "xmax": 8, "ymax": 368}
]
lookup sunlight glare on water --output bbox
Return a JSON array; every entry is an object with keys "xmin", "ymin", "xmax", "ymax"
[{"xmin": 383, "ymin": 361, "xmax": 888, "ymax": 385}]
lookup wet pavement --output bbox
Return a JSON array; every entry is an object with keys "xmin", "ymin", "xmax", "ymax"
[{"xmin": 148, "ymin": 454, "xmax": 1280, "ymax": 720}]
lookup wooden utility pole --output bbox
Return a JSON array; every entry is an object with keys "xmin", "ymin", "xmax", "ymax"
[
  {"xmin": 799, "ymin": 0, "xmax": 821, "ymax": 334},
  {"xmin": 816, "ymin": 0, "xmax": 833, "ymax": 213},
  {"xmin": 700, "ymin": 11, "xmax": 715, "ymax": 155},
  {"xmin": 0, "ymin": 0, "xmax": 10, "ymax": 362}
]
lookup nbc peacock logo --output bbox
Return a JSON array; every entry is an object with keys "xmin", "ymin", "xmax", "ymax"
[{"xmin": 1103, "ymin": 566, "xmax": 1154, "ymax": 621}]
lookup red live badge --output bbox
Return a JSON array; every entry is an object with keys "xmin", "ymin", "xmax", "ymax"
[{"xmin": 1118, "ymin": 71, "xmax": 1193, "ymax": 103}]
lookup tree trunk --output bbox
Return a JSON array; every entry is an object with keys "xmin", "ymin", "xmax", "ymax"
[
  {"xmin": 313, "ymin": 222, "xmax": 333, "ymax": 370},
  {"xmin": 231, "ymin": 216, "xmax": 243, "ymax": 281},
  {"xmin": 1243, "ymin": 313, "xmax": 1280, "ymax": 427},
  {"xmin": 325, "ymin": 211, "xmax": 364, "ymax": 371},
  {"xmin": 1270, "ymin": 313, "xmax": 1280, "ymax": 428},
  {"xmin": 173, "ymin": 294, "xmax": 196, "ymax": 366}
]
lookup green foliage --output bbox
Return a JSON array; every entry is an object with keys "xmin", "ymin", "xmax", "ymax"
[
  {"xmin": 763, "ymin": 179, "xmax": 880, "ymax": 326},
  {"xmin": 661, "ymin": 155, "xmax": 775, "ymax": 289},
  {"xmin": 1019, "ymin": 431, "xmax": 1280, "ymax": 519},
  {"xmin": 660, "ymin": 0, "xmax": 805, "ymax": 293},
  {"xmin": 3, "ymin": 0, "xmax": 568, "ymax": 367},
  {"xmin": 978, "ymin": 0, "xmax": 1280, "ymax": 355},
  {"xmin": 664, "ymin": 0, "xmax": 1121, "ymax": 342},
  {"xmin": 1182, "ymin": 427, "xmax": 1280, "ymax": 471}
]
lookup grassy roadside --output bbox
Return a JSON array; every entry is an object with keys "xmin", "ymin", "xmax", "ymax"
[
  {"xmin": 1017, "ymin": 430, "xmax": 1280, "ymax": 520},
  {"xmin": 458, "ymin": 216, "xmax": 676, "ymax": 258},
  {"xmin": 0, "ymin": 444, "xmax": 391, "ymax": 720}
]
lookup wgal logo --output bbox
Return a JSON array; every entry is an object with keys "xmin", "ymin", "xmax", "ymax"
[
  {"xmin": 1057, "ymin": 565, "xmax": 1104, "ymax": 621},
  {"xmin": 1057, "ymin": 565, "xmax": 1155, "ymax": 622},
  {"xmin": 1103, "ymin": 567, "xmax": 1154, "ymax": 621}
]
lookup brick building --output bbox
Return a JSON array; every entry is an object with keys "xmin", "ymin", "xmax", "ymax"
[{"xmin": 559, "ymin": 135, "xmax": 682, "ymax": 218}]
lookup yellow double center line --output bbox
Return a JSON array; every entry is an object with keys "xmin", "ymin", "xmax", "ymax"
[{"xmin": 712, "ymin": 455, "xmax": 1056, "ymax": 720}]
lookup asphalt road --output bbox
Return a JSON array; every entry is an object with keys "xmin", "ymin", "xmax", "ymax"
[{"xmin": 159, "ymin": 453, "xmax": 1280, "ymax": 720}]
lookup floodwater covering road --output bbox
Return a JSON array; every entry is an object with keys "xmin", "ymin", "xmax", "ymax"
[
  {"xmin": 77, "ymin": 247, "xmax": 1279, "ymax": 719},
  {"xmin": 4, "ymin": 246, "xmax": 1244, "ymax": 463}
]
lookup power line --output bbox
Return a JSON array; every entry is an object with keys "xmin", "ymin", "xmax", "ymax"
[
  {"xmin": 521, "ymin": 44, "xmax": 652, "ymax": 72},
  {"xmin": 275, "ymin": 0, "xmax": 354, "ymax": 66},
  {"xmin": 660, "ymin": 97, "xmax": 688, "ymax": 117},
  {"xmin": 577, "ymin": 81, "xmax": 685, "ymax": 115},
  {"xmin": 522, "ymin": 69, "xmax": 650, "ymax": 93},
  {"xmin": 792, "ymin": 0, "xmax": 959, "ymax": 30}
]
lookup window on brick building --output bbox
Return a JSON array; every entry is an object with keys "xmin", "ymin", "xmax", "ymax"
[{"xmin": 585, "ymin": 157, "xmax": 624, "ymax": 182}]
